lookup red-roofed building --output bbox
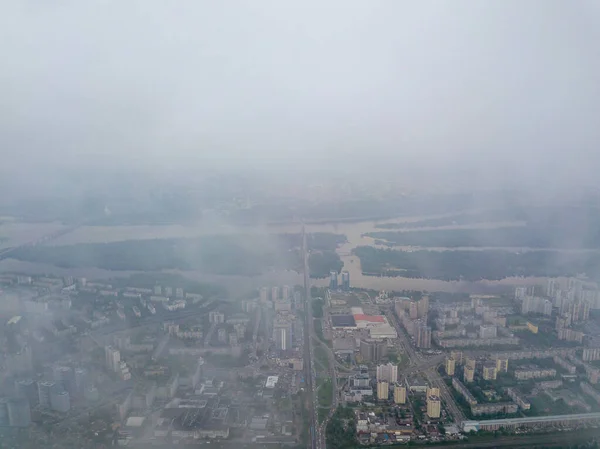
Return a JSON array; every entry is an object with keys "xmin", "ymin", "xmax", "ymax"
[
  {"xmin": 354, "ymin": 314, "xmax": 385, "ymax": 323},
  {"xmin": 353, "ymin": 314, "xmax": 386, "ymax": 328}
]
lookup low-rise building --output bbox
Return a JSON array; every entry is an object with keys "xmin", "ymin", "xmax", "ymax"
[
  {"xmin": 471, "ymin": 402, "xmax": 518, "ymax": 416},
  {"xmin": 581, "ymin": 382, "xmax": 600, "ymax": 405},
  {"xmin": 537, "ymin": 380, "xmax": 563, "ymax": 390},
  {"xmin": 506, "ymin": 387, "xmax": 530, "ymax": 410},
  {"xmin": 435, "ymin": 337, "xmax": 519, "ymax": 348},
  {"xmin": 452, "ymin": 378, "xmax": 477, "ymax": 406},
  {"xmin": 558, "ymin": 328, "xmax": 585, "ymax": 343},
  {"xmin": 514, "ymin": 366, "xmax": 556, "ymax": 380},
  {"xmin": 553, "ymin": 356, "xmax": 577, "ymax": 374},
  {"xmin": 583, "ymin": 348, "xmax": 600, "ymax": 362}
]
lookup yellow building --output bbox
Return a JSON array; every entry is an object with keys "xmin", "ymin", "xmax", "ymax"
[
  {"xmin": 426, "ymin": 387, "xmax": 440, "ymax": 397},
  {"xmin": 483, "ymin": 364, "xmax": 497, "ymax": 380},
  {"xmin": 527, "ymin": 322, "xmax": 539, "ymax": 334},
  {"xmin": 496, "ymin": 358, "xmax": 509, "ymax": 373},
  {"xmin": 465, "ymin": 357, "xmax": 476, "ymax": 370},
  {"xmin": 450, "ymin": 351, "xmax": 463, "ymax": 364},
  {"xmin": 445, "ymin": 357, "xmax": 456, "ymax": 376},
  {"xmin": 464, "ymin": 365, "xmax": 475, "ymax": 383},
  {"xmin": 377, "ymin": 381, "xmax": 389, "ymax": 401},
  {"xmin": 426, "ymin": 395, "xmax": 441, "ymax": 418},
  {"xmin": 393, "ymin": 384, "xmax": 406, "ymax": 404}
]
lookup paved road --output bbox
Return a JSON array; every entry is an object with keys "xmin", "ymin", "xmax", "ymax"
[
  {"xmin": 386, "ymin": 308, "xmax": 465, "ymax": 424},
  {"xmin": 312, "ymin": 333, "xmax": 339, "ymax": 441},
  {"xmin": 302, "ymin": 224, "xmax": 319, "ymax": 449}
]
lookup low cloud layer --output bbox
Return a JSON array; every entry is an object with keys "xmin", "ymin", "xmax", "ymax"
[{"xmin": 1, "ymin": 1, "xmax": 599, "ymax": 187}]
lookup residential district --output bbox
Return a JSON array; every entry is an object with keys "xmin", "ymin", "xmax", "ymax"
[{"xmin": 2, "ymin": 271, "xmax": 600, "ymax": 448}]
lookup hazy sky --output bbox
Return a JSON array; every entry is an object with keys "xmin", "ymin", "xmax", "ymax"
[{"xmin": 1, "ymin": 1, "xmax": 599, "ymax": 182}]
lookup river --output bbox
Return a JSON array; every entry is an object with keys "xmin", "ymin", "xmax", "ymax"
[{"xmin": 0, "ymin": 214, "xmax": 577, "ymax": 294}]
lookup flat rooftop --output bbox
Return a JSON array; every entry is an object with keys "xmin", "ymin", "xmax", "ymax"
[
  {"xmin": 331, "ymin": 315, "xmax": 356, "ymax": 328},
  {"xmin": 466, "ymin": 411, "xmax": 600, "ymax": 427},
  {"xmin": 354, "ymin": 314, "xmax": 385, "ymax": 323}
]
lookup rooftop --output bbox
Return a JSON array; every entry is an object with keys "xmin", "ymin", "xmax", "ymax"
[
  {"xmin": 354, "ymin": 314, "xmax": 385, "ymax": 323},
  {"xmin": 125, "ymin": 417, "xmax": 146, "ymax": 427},
  {"xmin": 265, "ymin": 376, "xmax": 279, "ymax": 388},
  {"xmin": 331, "ymin": 315, "xmax": 356, "ymax": 328}
]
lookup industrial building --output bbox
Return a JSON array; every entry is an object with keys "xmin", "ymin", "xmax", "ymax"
[
  {"xmin": 353, "ymin": 314, "xmax": 387, "ymax": 328},
  {"xmin": 369, "ymin": 325, "xmax": 397, "ymax": 340},
  {"xmin": 330, "ymin": 315, "xmax": 357, "ymax": 329}
]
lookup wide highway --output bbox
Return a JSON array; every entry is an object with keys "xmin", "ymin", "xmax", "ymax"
[{"xmin": 302, "ymin": 224, "xmax": 319, "ymax": 449}]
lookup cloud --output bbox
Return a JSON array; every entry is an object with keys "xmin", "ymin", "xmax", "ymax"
[{"xmin": 0, "ymin": 1, "xmax": 599, "ymax": 184}]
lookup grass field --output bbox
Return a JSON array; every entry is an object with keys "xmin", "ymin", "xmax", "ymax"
[{"xmin": 317, "ymin": 378, "xmax": 333, "ymax": 424}]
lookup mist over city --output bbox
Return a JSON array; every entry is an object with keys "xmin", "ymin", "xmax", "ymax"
[{"xmin": 1, "ymin": 2, "xmax": 600, "ymax": 449}]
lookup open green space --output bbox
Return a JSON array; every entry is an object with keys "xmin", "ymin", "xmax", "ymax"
[
  {"xmin": 375, "ymin": 210, "xmax": 527, "ymax": 229},
  {"xmin": 312, "ymin": 297, "xmax": 324, "ymax": 318},
  {"xmin": 387, "ymin": 352, "xmax": 409, "ymax": 371},
  {"xmin": 9, "ymin": 232, "xmax": 345, "ymax": 278},
  {"xmin": 326, "ymin": 406, "xmax": 357, "ymax": 449},
  {"xmin": 314, "ymin": 319, "xmax": 329, "ymax": 346},
  {"xmin": 366, "ymin": 226, "xmax": 600, "ymax": 249},
  {"xmin": 515, "ymin": 331, "xmax": 579, "ymax": 349},
  {"xmin": 527, "ymin": 394, "xmax": 579, "ymax": 416},
  {"xmin": 370, "ymin": 205, "xmax": 600, "ymax": 250},
  {"xmin": 317, "ymin": 379, "xmax": 333, "ymax": 424},
  {"xmin": 354, "ymin": 246, "xmax": 600, "ymax": 281},
  {"xmin": 314, "ymin": 342, "xmax": 331, "ymax": 376}
]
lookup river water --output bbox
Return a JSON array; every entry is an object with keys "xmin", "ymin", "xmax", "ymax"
[{"xmin": 0, "ymin": 214, "xmax": 576, "ymax": 294}]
